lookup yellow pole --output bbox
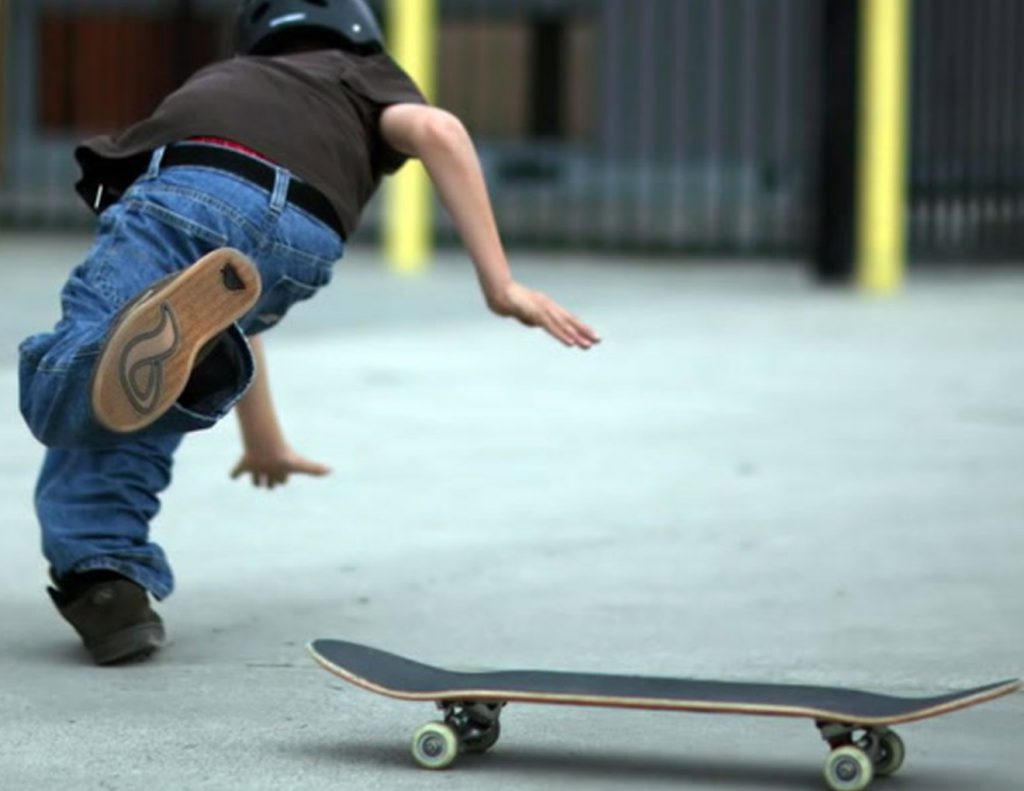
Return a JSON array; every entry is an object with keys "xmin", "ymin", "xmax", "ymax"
[
  {"xmin": 856, "ymin": 0, "xmax": 911, "ymax": 294},
  {"xmin": 385, "ymin": 0, "xmax": 438, "ymax": 274}
]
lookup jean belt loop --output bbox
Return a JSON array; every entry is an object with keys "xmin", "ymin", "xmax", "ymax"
[
  {"xmin": 270, "ymin": 167, "xmax": 289, "ymax": 213},
  {"xmin": 144, "ymin": 145, "xmax": 168, "ymax": 180}
]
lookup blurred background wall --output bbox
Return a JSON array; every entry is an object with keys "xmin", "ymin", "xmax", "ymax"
[{"xmin": 0, "ymin": 0, "xmax": 1022, "ymax": 264}]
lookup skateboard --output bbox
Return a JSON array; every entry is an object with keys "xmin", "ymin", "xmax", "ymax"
[{"xmin": 307, "ymin": 638, "xmax": 1020, "ymax": 791}]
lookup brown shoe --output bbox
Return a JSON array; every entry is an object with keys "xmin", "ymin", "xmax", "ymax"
[
  {"xmin": 48, "ymin": 571, "xmax": 165, "ymax": 665},
  {"xmin": 92, "ymin": 247, "xmax": 261, "ymax": 433}
]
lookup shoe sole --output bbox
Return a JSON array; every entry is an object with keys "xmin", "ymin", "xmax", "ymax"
[
  {"xmin": 89, "ymin": 621, "xmax": 167, "ymax": 666},
  {"xmin": 92, "ymin": 248, "xmax": 261, "ymax": 433}
]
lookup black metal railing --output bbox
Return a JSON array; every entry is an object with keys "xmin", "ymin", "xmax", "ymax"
[{"xmin": 909, "ymin": 0, "xmax": 1024, "ymax": 260}]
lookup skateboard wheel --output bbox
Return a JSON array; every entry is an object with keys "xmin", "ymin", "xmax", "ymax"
[
  {"xmin": 824, "ymin": 745, "xmax": 874, "ymax": 791},
  {"xmin": 872, "ymin": 729, "xmax": 905, "ymax": 777},
  {"xmin": 411, "ymin": 722, "xmax": 459, "ymax": 770}
]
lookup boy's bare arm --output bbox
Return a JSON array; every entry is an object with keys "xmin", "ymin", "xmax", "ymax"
[
  {"xmin": 231, "ymin": 335, "xmax": 330, "ymax": 488},
  {"xmin": 379, "ymin": 103, "xmax": 600, "ymax": 350},
  {"xmin": 234, "ymin": 335, "xmax": 285, "ymax": 451}
]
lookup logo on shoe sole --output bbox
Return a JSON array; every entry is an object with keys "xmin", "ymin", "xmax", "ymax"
[{"xmin": 118, "ymin": 303, "xmax": 181, "ymax": 415}]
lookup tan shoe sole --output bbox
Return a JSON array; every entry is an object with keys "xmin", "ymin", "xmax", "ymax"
[{"xmin": 92, "ymin": 247, "xmax": 261, "ymax": 433}]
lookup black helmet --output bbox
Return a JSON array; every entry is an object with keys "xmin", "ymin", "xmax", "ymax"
[{"xmin": 235, "ymin": 0, "xmax": 385, "ymax": 56}]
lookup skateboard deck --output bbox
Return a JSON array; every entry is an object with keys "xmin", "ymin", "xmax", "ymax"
[{"xmin": 308, "ymin": 638, "xmax": 1020, "ymax": 791}]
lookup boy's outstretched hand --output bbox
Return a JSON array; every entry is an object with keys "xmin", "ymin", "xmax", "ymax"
[
  {"xmin": 379, "ymin": 105, "xmax": 600, "ymax": 350},
  {"xmin": 490, "ymin": 281, "xmax": 601, "ymax": 349},
  {"xmin": 230, "ymin": 447, "xmax": 331, "ymax": 489}
]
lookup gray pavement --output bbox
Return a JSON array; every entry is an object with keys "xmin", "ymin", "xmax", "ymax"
[{"xmin": 0, "ymin": 233, "xmax": 1022, "ymax": 790}]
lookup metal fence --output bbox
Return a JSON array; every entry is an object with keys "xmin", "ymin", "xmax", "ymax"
[
  {"xmin": 909, "ymin": 0, "xmax": 1024, "ymax": 260},
  {"xmin": 1, "ymin": 0, "xmax": 1022, "ymax": 262},
  {"xmin": 435, "ymin": 0, "xmax": 822, "ymax": 255}
]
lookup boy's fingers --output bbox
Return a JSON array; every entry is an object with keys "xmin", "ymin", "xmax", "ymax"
[
  {"xmin": 547, "ymin": 315, "xmax": 587, "ymax": 348},
  {"xmin": 277, "ymin": 459, "xmax": 330, "ymax": 477},
  {"xmin": 576, "ymin": 320, "xmax": 600, "ymax": 343},
  {"xmin": 565, "ymin": 311, "xmax": 599, "ymax": 342},
  {"xmin": 549, "ymin": 303, "xmax": 599, "ymax": 346},
  {"xmin": 544, "ymin": 320, "xmax": 573, "ymax": 346},
  {"xmin": 555, "ymin": 315, "xmax": 595, "ymax": 349},
  {"xmin": 557, "ymin": 322, "xmax": 584, "ymax": 347}
]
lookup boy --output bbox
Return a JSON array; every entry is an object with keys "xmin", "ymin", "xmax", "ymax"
[{"xmin": 18, "ymin": 0, "xmax": 599, "ymax": 665}]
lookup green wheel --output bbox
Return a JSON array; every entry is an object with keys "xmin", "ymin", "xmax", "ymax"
[
  {"xmin": 411, "ymin": 722, "xmax": 459, "ymax": 770},
  {"xmin": 824, "ymin": 745, "xmax": 874, "ymax": 791},
  {"xmin": 872, "ymin": 729, "xmax": 906, "ymax": 777}
]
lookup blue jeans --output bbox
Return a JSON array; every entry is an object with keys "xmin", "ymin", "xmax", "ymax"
[{"xmin": 19, "ymin": 146, "xmax": 344, "ymax": 598}]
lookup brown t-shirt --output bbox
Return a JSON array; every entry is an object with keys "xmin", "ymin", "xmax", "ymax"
[{"xmin": 75, "ymin": 49, "xmax": 427, "ymax": 238}]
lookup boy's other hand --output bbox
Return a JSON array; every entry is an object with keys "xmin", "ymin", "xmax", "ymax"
[
  {"xmin": 230, "ymin": 447, "xmax": 331, "ymax": 489},
  {"xmin": 490, "ymin": 281, "xmax": 601, "ymax": 350}
]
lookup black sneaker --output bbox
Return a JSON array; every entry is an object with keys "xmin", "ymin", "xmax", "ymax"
[{"xmin": 48, "ymin": 570, "xmax": 166, "ymax": 665}]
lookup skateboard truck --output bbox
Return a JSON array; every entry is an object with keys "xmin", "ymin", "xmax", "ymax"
[
  {"xmin": 816, "ymin": 720, "xmax": 906, "ymax": 789},
  {"xmin": 412, "ymin": 700, "xmax": 505, "ymax": 768}
]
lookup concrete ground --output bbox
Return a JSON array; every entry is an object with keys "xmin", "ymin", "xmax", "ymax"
[{"xmin": 0, "ymin": 233, "xmax": 1021, "ymax": 790}]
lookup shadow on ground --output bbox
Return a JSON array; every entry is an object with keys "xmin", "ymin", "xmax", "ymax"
[{"xmin": 286, "ymin": 738, "xmax": 986, "ymax": 789}]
